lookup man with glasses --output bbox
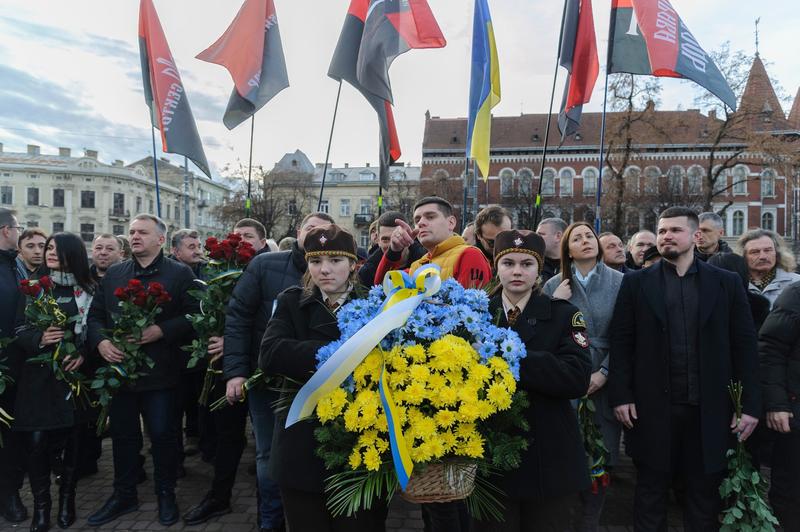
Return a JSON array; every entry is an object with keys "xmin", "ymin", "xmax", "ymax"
[{"xmin": 0, "ymin": 208, "xmax": 27, "ymax": 524}]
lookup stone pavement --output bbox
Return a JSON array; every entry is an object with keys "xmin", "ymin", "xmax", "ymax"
[{"xmin": 0, "ymin": 432, "xmax": 727, "ymax": 532}]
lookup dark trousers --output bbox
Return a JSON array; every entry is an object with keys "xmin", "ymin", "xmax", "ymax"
[
  {"xmin": 110, "ymin": 389, "xmax": 178, "ymax": 498},
  {"xmin": 769, "ymin": 429, "xmax": 800, "ymax": 530},
  {"xmin": 280, "ymin": 485, "xmax": 387, "ymax": 532},
  {"xmin": 471, "ymin": 493, "xmax": 577, "ymax": 532},
  {"xmin": 207, "ymin": 382, "xmax": 248, "ymax": 503},
  {"xmin": 176, "ymin": 370, "xmax": 204, "ymax": 462},
  {"xmin": 422, "ymin": 501, "xmax": 470, "ymax": 532},
  {"xmin": 0, "ymin": 395, "xmax": 24, "ymax": 495},
  {"xmin": 633, "ymin": 405, "xmax": 724, "ymax": 532}
]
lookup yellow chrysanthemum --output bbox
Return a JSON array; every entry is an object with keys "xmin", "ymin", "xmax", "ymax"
[
  {"xmin": 408, "ymin": 364, "xmax": 430, "ymax": 383},
  {"xmin": 404, "ymin": 344, "xmax": 427, "ymax": 363},
  {"xmin": 486, "ymin": 382, "xmax": 513, "ymax": 410},
  {"xmin": 403, "ymin": 382, "xmax": 426, "ymax": 405},
  {"xmin": 434, "ymin": 409, "xmax": 457, "ymax": 428},
  {"xmin": 476, "ymin": 400, "xmax": 496, "ymax": 419},
  {"xmin": 363, "ymin": 446, "xmax": 381, "ymax": 471},
  {"xmin": 349, "ymin": 449, "xmax": 362, "ymax": 469},
  {"xmin": 457, "ymin": 401, "xmax": 480, "ymax": 422}
]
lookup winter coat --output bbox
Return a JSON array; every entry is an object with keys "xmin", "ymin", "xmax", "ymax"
[
  {"xmin": 694, "ymin": 239, "xmax": 733, "ymax": 262},
  {"xmin": 749, "ymin": 268, "xmax": 800, "ymax": 309},
  {"xmin": 609, "ymin": 259, "xmax": 761, "ymax": 473},
  {"xmin": 0, "ymin": 249, "xmax": 25, "ymax": 389},
  {"xmin": 223, "ymin": 242, "xmax": 306, "ymax": 381},
  {"xmin": 357, "ymin": 241, "xmax": 426, "ymax": 288},
  {"xmin": 487, "ymin": 293, "xmax": 592, "ymax": 499},
  {"xmin": 87, "ymin": 252, "xmax": 199, "ymax": 392},
  {"xmin": 543, "ymin": 262, "xmax": 624, "ymax": 465},
  {"xmin": 259, "ymin": 285, "xmax": 357, "ymax": 493},
  {"xmin": 759, "ymin": 281, "xmax": 800, "ymax": 415}
]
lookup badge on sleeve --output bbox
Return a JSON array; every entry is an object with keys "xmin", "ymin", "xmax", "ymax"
[
  {"xmin": 572, "ymin": 330, "xmax": 589, "ymax": 348},
  {"xmin": 571, "ymin": 311, "xmax": 586, "ymax": 328}
]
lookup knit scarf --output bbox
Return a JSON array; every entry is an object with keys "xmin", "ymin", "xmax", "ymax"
[
  {"xmin": 50, "ymin": 271, "xmax": 93, "ymax": 337},
  {"xmin": 751, "ymin": 268, "xmax": 776, "ymax": 292}
]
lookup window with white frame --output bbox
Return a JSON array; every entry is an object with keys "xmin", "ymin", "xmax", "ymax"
[
  {"xmin": 518, "ymin": 168, "xmax": 533, "ymax": 196},
  {"xmin": 732, "ymin": 165, "xmax": 748, "ymax": 195},
  {"xmin": 359, "ymin": 230, "xmax": 370, "ymax": 249},
  {"xmin": 27, "ymin": 188, "xmax": 39, "ymax": 206},
  {"xmin": 644, "ymin": 166, "xmax": 661, "ymax": 194},
  {"xmin": 0, "ymin": 186, "xmax": 12, "ymax": 205},
  {"xmin": 624, "ymin": 167, "xmax": 641, "ymax": 194},
  {"xmin": 761, "ymin": 169, "xmax": 776, "ymax": 198},
  {"xmin": 732, "ymin": 210, "xmax": 745, "ymax": 236},
  {"xmin": 687, "ymin": 166, "xmax": 703, "ymax": 195},
  {"xmin": 542, "ymin": 168, "xmax": 555, "ymax": 196},
  {"xmin": 559, "ymin": 168, "xmax": 574, "ymax": 196},
  {"xmin": 319, "ymin": 200, "xmax": 330, "ymax": 214},
  {"xmin": 668, "ymin": 166, "xmax": 684, "ymax": 194},
  {"xmin": 340, "ymin": 199, "xmax": 351, "ymax": 217},
  {"xmin": 582, "ymin": 168, "xmax": 597, "ymax": 196},
  {"xmin": 359, "ymin": 199, "xmax": 371, "ymax": 214},
  {"xmin": 761, "ymin": 211, "xmax": 775, "ymax": 231},
  {"xmin": 500, "ymin": 169, "xmax": 514, "ymax": 196}
]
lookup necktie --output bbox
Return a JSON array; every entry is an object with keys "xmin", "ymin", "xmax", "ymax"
[
  {"xmin": 506, "ymin": 307, "xmax": 521, "ymax": 326},
  {"xmin": 326, "ymin": 300, "xmax": 340, "ymax": 312}
]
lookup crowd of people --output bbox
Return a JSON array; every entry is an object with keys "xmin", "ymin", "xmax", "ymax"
[{"xmin": 0, "ymin": 197, "xmax": 798, "ymax": 532}]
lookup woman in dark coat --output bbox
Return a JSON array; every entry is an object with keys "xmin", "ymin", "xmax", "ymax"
[
  {"xmin": 15, "ymin": 232, "xmax": 95, "ymax": 531},
  {"xmin": 472, "ymin": 230, "xmax": 592, "ymax": 532},
  {"xmin": 259, "ymin": 225, "xmax": 387, "ymax": 532}
]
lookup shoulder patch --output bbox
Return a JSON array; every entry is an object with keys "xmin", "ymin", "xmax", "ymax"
[
  {"xmin": 572, "ymin": 330, "xmax": 590, "ymax": 348},
  {"xmin": 571, "ymin": 311, "xmax": 586, "ymax": 328}
]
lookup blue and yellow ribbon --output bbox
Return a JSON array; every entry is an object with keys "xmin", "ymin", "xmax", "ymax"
[{"xmin": 285, "ymin": 265, "xmax": 442, "ymax": 490}]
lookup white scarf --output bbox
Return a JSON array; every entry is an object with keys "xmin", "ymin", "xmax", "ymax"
[{"xmin": 50, "ymin": 271, "xmax": 93, "ymax": 337}]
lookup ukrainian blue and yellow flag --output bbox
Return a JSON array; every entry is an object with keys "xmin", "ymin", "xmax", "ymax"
[{"xmin": 466, "ymin": 0, "xmax": 501, "ymax": 181}]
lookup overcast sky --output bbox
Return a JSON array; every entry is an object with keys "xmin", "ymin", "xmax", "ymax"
[{"xmin": 1, "ymin": 1, "xmax": 797, "ymax": 179}]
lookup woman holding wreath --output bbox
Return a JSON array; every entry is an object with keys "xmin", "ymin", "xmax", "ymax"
[{"xmin": 259, "ymin": 225, "xmax": 387, "ymax": 531}]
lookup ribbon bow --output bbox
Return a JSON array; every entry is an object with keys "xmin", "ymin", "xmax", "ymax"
[{"xmin": 284, "ymin": 265, "xmax": 442, "ymax": 490}]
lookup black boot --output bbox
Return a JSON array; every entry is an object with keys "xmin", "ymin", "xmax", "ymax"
[
  {"xmin": 26, "ymin": 431, "xmax": 51, "ymax": 532},
  {"xmin": 56, "ymin": 467, "xmax": 76, "ymax": 529},
  {"xmin": 86, "ymin": 493, "xmax": 139, "ymax": 527},
  {"xmin": 157, "ymin": 490, "xmax": 179, "ymax": 526},
  {"xmin": 0, "ymin": 491, "xmax": 28, "ymax": 523}
]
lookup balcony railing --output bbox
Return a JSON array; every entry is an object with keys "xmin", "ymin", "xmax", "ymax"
[
  {"xmin": 353, "ymin": 213, "xmax": 374, "ymax": 226},
  {"xmin": 109, "ymin": 209, "xmax": 131, "ymax": 220}
]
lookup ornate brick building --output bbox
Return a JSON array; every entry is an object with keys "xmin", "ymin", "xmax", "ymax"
[{"xmin": 420, "ymin": 56, "xmax": 800, "ymax": 239}]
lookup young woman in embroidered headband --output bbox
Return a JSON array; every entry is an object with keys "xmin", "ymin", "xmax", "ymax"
[
  {"xmin": 259, "ymin": 224, "xmax": 387, "ymax": 530},
  {"xmin": 15, "ymin": 232, "xmax": 96, "ymax": 531},
  {"xmin": 473, "ymin": 230, "xmax": 592, "ymax": 532}
]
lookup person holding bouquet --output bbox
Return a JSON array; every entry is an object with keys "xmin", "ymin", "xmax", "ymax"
[
  {"xmin": 86, "ymin": 214, "xmax": 200, "ymax": 527},
  {"xmin": 259, "ymin": 225, "xmax": 387, "ymax": 531},
  {"xmin": 473, "ymin": 230, "xmax": 592, "ymax": 532},
  {"xmin": 15, "ymin": 232, "xmax": 96, "ymax": 531}
]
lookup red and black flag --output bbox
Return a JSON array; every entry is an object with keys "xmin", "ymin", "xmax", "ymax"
[
  {"xmin": 139, "ymin": 0, "xmax": 210, "ymax": 177},
  {"xmin": 557, "ymin": 0, "xmax": 599, "ymax": 139},
  {"xmin": 196, "ymin": 0, "xmax": 289, "ymax": 130},
  {"xmin": 608, "ymin": 0, "xmax": 736, "ymax": 110},
  {"xmin": 356, "ymin": 0, "xmax": 447, "ymax": 104}
]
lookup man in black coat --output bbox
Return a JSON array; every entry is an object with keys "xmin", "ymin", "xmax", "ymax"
[
  {"xmin": 609, "ymin": 207, "xmax": 760, "ymax": 531},
  {"xmin": 86, "ymin": 214, "xmax": 200, "ymax": 527},
  {"xmin": 219, "ymin": 212, "xmax": 333, "ymax": 532},
  {"xmin": 357, "ymin": 210, "xmax": 426, "ymax": 287},
  {"xmin": 0, "ymin": 208, "xmax": 27, "ymax": 524},
  {"xmin": 758, "ymin": 280, "xmax": 800, "ymax": 529}
]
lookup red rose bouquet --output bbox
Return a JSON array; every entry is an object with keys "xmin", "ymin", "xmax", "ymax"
[
  {"xmin": 184, "ymin": 233, "xmax": 256, "ymax": 405},
  {"xmin": 20, "ymin": 276, "xmax": 90, "ymax": 408},
  {"xmin": 91, "ymin": 279, "xmax": 171, "ymax": 433}
]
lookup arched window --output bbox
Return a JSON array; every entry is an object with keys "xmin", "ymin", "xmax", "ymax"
[
  {"xmin": 644, "ymin": 166, "xmax": 661, "ymax": 194},
  {"xmin": 732, "ymin": 210, "xmax": 745, "ymax": 236},
  {"xmin": 462, "ymin": 169, "xmax": 476, "ymax": 198},
  {"xmin": 643, "ymin": 210, "xmax": 657, "ymax": 232},
  {"xmin": 668, "ymin": 165, "xmax": 684, "ymax": 194},
  {"xmin": 582, "ymin": 167, "xmax": 598, "ymax": 196},
  {"xmin": 559, "ymin": 168, "xmax": 574, "ymax": 196},
  {"xmin": 542, "ymin": 168, "xmax": 556, "ymax": 196},
  {"xmin": 500, "ymin": 168, "xmax": 515, "ymax": 196},
  {"xmin": 732, "ymin": 165, "xmax": 748, "ymax": 195},
  {"xmin": 687, "ymin": 165, "xmax": 703, "ymax": 195},
  {"xmin": 761, "ymin": 169, "xmax": 776, "ymax": 198},
  {"xmin": 761, "ymin": 211, "xmax": 775, "ymax": 231},
  {"xmin": 433, "ymin": 169, "xmax": 449, "ymax": 197},
  {"xmin": 518, "ymin": 168, "xmax": 533, "ymax": 196},
  {"xmin": 624, "ymin": 167, "xmax": 641, "ymax": 194}
]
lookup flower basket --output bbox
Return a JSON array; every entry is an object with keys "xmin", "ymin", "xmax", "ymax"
[{"xmin": 400, "ymin": 461, "xmax": 477, "ymax": 503}]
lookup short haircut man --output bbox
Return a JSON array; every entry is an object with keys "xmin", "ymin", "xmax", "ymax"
[
  {"xmin": 474, "ymin": 206, "xmax": 512, "ymax": 263},
  {"xmin": 132, "ymin": 213, "xmax": 167, "ymax": 235},
  {"xmin": 234, "ymin": 218, "xmax": 266, "ymax": 241},
  {"xmin": 536, "ymin": 217, "xmax": 567, "ymax": 282},
  {"xmin": 0, "ymin": 207, "xmax": 16, "ymax": 233},
  {"xmin": 599, "ymin": 232, "xmax": 627, "ymax": 270},
  {"xmin": 17, "ymin": 228, "xmax": 48, "ymax": 272},
  {"xmin": 627, "ymin": 230, "xmax": 657, "ymax": 269},
  {"xmin": 18, "ymin": 228, "xmax": 48, "ymax": 246},
  {"xmin": 695, "ymin": 212, "xmax": 728, "ymax": 259},
  {"xmin": 170, "ymin": 229, "xmax": 199, "ymax": 251},
  {"xmin": 92, "ymin": 234, "xmax": 124, "ymax": 278}
]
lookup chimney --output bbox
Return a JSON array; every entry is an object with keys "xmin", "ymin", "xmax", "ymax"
[
  {"xmin": 27, "ymin": 144, "xmax": 40, "ymax": 155},
  {"xmin": 366, "ymin": 162, "xmax": 370, "ymax": 168},
  {"xmin": 645, "ymin": 100, "xmax": 655, "ymax": 112},
  {"xmin": 84, "ymin": 149, "xmax": 98, "ymax": 159},
  {"xmin": 113, "ymin": 159, "xmax": 124, "ymax": 167},
  {"xmin": 344, "ymin": 163, "xmax": 349, "ymax": 168},
  {"xmin": 708, "ymin": 109, "xmax": 717, "ymax": 121},
  {"xmin": 58, "ymin": 147, "xmax": 71, "ymax": 157}
]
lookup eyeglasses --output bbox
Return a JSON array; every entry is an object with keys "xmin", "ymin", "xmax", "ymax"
[{"xmin": 1, "ymin": 225, "xmax": 24, "ymax": 232}]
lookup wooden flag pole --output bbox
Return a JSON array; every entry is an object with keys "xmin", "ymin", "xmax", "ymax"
[
  {"xmin": 318, "ymin": 80, "xmax": 343, "ymax": 211},
  {"xmin": 531, "ymin": 0, "xmax": 569, "ymax": 230},
  {"xmin": 150, "ymin": 126, "xmax": 162, "ymax": 218}
]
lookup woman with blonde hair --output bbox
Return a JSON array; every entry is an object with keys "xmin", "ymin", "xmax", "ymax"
[{"xmin": 542, "ymin": 222, "xmax": 624, "ymax": 531}]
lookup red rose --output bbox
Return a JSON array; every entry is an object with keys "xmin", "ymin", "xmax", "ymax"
[
  {"xmin": 128, "ymin": 279, "xmax": 143, "ymax": 289},
  {"xmin": 221, "ymin": 242, "xmax": 235, "ymax": 260},
  {"xmin": 208, "ymin": 244, "xmax": 225, "ymax": 261},
  {"xmin": 38, "ymin": 276, "xmax": 54, "ymax": 291},
  {"xmin": 236, "ymin": 243, "xmax": 256, "ymax": 265},
  {"xmin": 19, "ymin": 279, "xmax": 41, "ymax": 297},
  {"xmin": 205, "ymin": 236, "xmax": 219, "ymax": 250},
  {"xmin": 132, "ymin": 294, "xmax": 148, "ymax": 307},
  {"xmin": 227, "ymin": 232, "xmax": 242, "ymax": 242},
  {"xmin": 147, "ymin": 282, "xmax": 164, "ymax": 297},
  {"xmin": 156, "ymin": 292, "xmax": 172, "ymax": 305},
  {"xmin": 113, "ymin": 287, "xmax": 129, "ymax": 300}
]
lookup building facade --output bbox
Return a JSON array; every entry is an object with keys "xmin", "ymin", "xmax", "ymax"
[
  {"xmin": 0, "ymin": 145, "xmax": 230, "ymax": 245},
  {"xmin": 420, "ymin": 56, "xmax": 800, "ymax": 239}
]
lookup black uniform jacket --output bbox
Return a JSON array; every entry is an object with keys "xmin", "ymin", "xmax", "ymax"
[
  {"xmin": 609, "ymin": 259, "xmax": 761, "ymax": 473},
  {"xmin": 87, "ymin": 252, "xmax": 199, "ymax": 392},
  {"xmin": 489, "ymin": 292, "xmax": 592, "ymax": 499},
  {"xmin": 259, "ymin": 285, "xmax": 351, "ymax": 493}
]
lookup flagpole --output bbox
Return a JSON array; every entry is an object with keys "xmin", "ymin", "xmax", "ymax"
[
  {"xmin": 531, "ymin": 0, "xmax": 569, "ymax": 230},
  {"xmin": 595, "ymin": 69, "xmax": 610, "ymax": 233},
  {"xmin": 461, "ymin": 156, "xmax": 470, "ymax": 232},
  {"xmin": 318, "ymin": 80, "xmax": 343, "ymax": 211},
  {"xmin": 183, "ymin": 156, "xmax": 190, "ymax": 227},
  {"xmin": 150, "ymin": 126, "xmax": 162, "ymax": 218},
  {"xmin": 246, "ymin": 116, "xmax": 255, "ymax": 217}
]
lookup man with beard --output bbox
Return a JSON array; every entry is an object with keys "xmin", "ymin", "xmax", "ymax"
[
  {"xmin": 739, "ymin": 228, "xmax": 800, "ymax": 309},
  {"xmin": 474, "ymin": 206, "xmax": 513, "ymax": 267},
  {"xmin": 599, "ymin": 232, "xmax": 628, "ymax": 273},
  {"xmin": 610, "ymin": 207, "xmax": 760, "ymax": 530},
  {"xmin": 91, "ymin": 234, "xmax": 124, "ymax": 282}
]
